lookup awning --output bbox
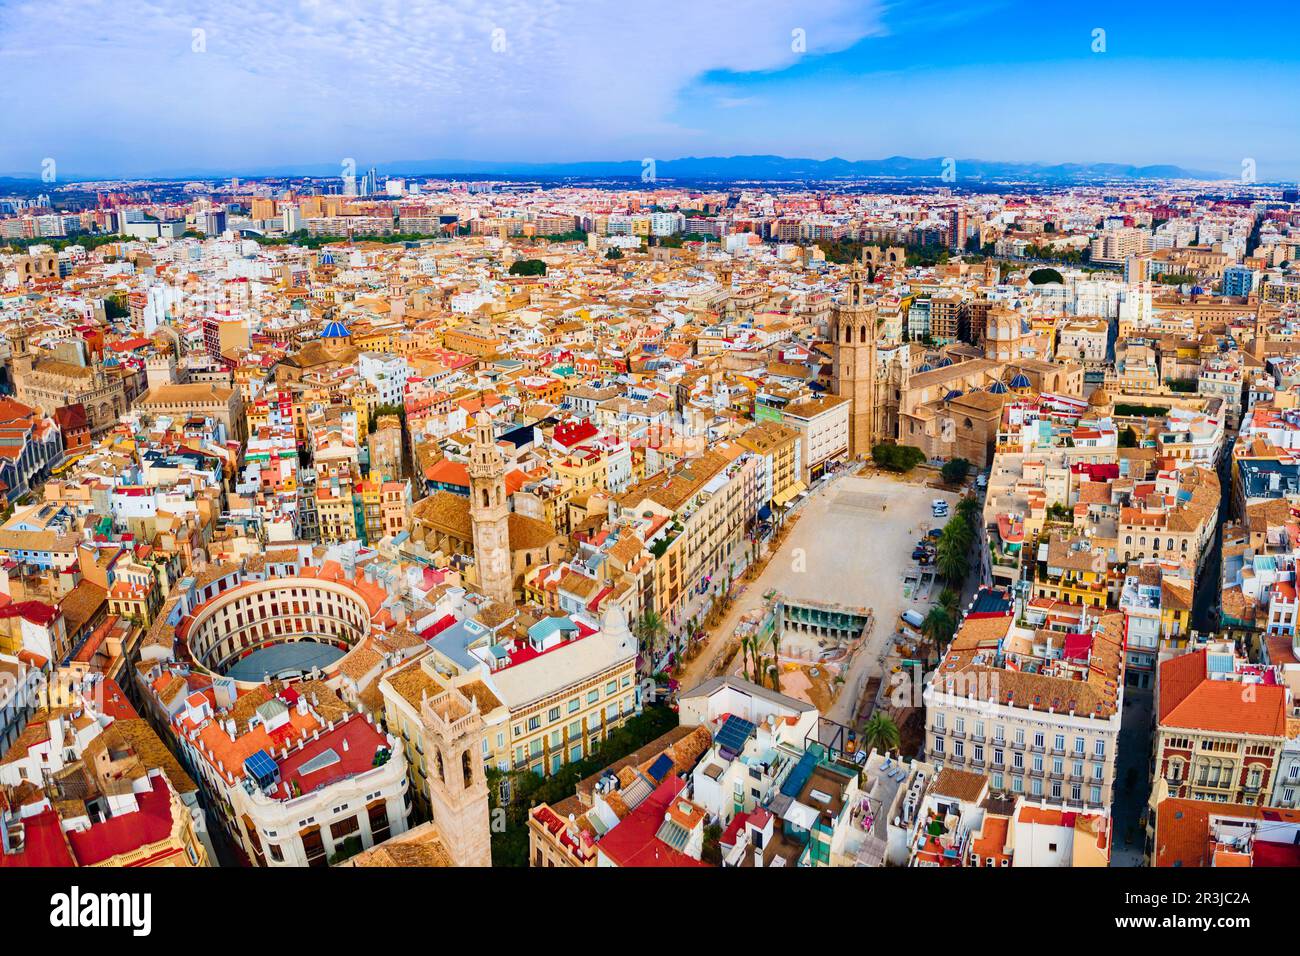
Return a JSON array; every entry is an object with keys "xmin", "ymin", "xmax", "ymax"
[
  {"xmin": 772, "ymin": 481, "xmax": 807, "ymax": 508},
  {"xmin": 757, "ymin": 504, "xmax": 773, "ymax": 521}
]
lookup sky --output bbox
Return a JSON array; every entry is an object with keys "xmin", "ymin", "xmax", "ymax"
[{"xmin": 0, "ymin": 0, "xmax": 1296, "ymax": 180}]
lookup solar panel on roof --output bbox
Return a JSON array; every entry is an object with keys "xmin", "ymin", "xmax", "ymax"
[
  {"xmin": 714, "ymin": 715, "xmax": 756, "ymax": 755},
  {"xmin": 647, "ymin": 753, "xmax": 674, "ymax": 782},
  {"xmin": 243, "ymin": 749, "xmax": 279, "ymax": 786}
]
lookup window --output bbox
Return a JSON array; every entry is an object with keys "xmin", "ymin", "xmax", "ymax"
[
  {"xmin": 953, "ymin": 740, "xmax": 965, "ymax": 759},
  {"xmin": 1094, "ymin": 739, "xmax": 1106, "ymax": 757},
  {"xmin": 568, "ymin": 698, "xmax": 580, "ymax": 713},
  {"xmin": 1033, "ymin": 732, "xmax": 1043, "ymax": 748},
  {"xmin": 548, "ymin": 707, "xmax": 560, "ymax": 722}
]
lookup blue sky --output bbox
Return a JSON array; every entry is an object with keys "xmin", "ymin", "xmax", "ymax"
[{"xmin": 0, "ymin": 0, "xmax": 1295, "ymax": 180}]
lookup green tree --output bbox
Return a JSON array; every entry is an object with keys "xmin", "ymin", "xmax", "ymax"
[
  {"xmin": 922, "ymin": 604, "xmax": 955, "ymax": 649},
  {"xmin": 872, "ymin": 443, "xmax": 926, "ymax": 472},
  {"xmin": 508, "ymin": 258, "xmax": 547, "ymax": 276},
  {"xmin": 937, "ymin": 587, "xmax": 960, "ymax": 619},
  {"xmin": 941, "ymin": 457, "xmax": 971, "ymax": 484},
  {"xmin": 956, "ymin": 495, "xmax": 982, "ymax": 530},
  {"xmin": 605, "ymin": 247, "xmax": 623, "ymax": 260},
  {"xmin": 863, "ymin": 711, "xmax": 901, "ymax": 755},
  {"xmin": 767, "ymin": 630, "xmax": 782, "ymax": 692},
  {"xmin": 1029, "ymin": 267, "xmax": 1064, "ymax": 285},
  {"xmin": 635, "ymin": 610, "xmax": 667, "ymax": 662},
  {"xmin": 942, "ymin": 513, "xmax": 974, "ymax": 553},
  {"xmin": 1119, "ymin": 426, "xmax": 1139, "ymax": 448},
  {"xmin": 937, "ymin": 523, "xmax": 971, "ymax": 587}
]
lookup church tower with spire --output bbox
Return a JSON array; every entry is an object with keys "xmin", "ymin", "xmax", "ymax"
[
  {"xmin": 831, "ymin": 258, "xmax": 880, "ymax": 458},
  {"xmin": 467, "ymin": 411, "xmax": 513, "ymax": 607}
]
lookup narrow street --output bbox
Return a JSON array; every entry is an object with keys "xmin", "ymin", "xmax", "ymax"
[{"xmin": 1111, "ymin": 686, "xmax": 1154, "ymax": 867}]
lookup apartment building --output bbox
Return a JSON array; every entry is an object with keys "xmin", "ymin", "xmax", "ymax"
[
  {"xmin": 1154, "ymin": 643, "xmax": 1289, "ymax": 805},
  {"xmin": 924, "ymin": 609, "xmax": 1125, "ymax": 810}
]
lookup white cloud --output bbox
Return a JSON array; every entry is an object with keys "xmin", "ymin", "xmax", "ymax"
[{"xmin": 0, "ymin": 0, "xmax": 884, "ymax": 174}]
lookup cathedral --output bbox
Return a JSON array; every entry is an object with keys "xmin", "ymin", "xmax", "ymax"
[
  {"xmin": 10, "ymin": 330, "xmax": 128, "ymax": 436},
  {"xmin": 830, "ymin": 260, "xmax": 885, "ymax": 457}
]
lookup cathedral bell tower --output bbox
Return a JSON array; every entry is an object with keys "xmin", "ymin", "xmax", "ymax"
[
  {"xmin": 831, "ymin": 259, "xmax": 880, "ymax": 459},
  {"xmin": 467, "ymin": 411, "xmax": 513, "ymax": 607}
]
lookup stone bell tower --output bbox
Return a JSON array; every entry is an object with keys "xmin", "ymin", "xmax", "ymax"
[
  {"xmin": 831, "ymin": 258, "xmax": 880, "ymax": 458},
  {"xmin": 421, "ymin": 686, "xmax": 492, "ymax": 867},
  {"xmin": 467, "ymin": 411, "xmax": 513, "ymax": 607}
]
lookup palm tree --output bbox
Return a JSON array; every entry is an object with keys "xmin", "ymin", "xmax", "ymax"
[
  {"xmin": 922, "ymin": 604, "xmax": 955, "ymax": 649},
  {"xmin": 943, "ymin": 513, "xmax": 975, "ymax": 553},
  {"xmin": 956, "ymin": 495, "xmax": 981, "ymax": 530},
  {"xmin": 741, "ymin": 634, "xmax": 757, "ymax": 682},
  {"xmin": 937, "ymin": 528, "xmax": 971, "ymax": 586},
  {"xmin": 767, "ymin": 631, "xmax": 782, "ymax": 692},
  {"xmin": 635, "ymin": 610, "xmax": 667, "ymax": 662},
  {"xmin": 863, "ymin": 711, "xmax": 901, "ymax": 755},
  {"xmin": 938, "ymin": 587, "xmax": 960, "ymax": 619}
]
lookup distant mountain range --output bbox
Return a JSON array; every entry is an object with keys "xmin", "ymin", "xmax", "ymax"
[
  {"xmin": 376, "ymin": 155, "xmax": 1230, "ymax": 183},
  {"xmin": 2, "ymin": 154, "xmax": 1230, "ymax": 183}
]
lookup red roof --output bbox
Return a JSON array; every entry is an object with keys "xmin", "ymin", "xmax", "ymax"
[
  {"xmin": 0, "ymin": 808, "xmax": 75, "ymax": 867},
  {"xmin": 597, "ymin": 777, "xmax": 710, "ymax": 868},
  {"xmin": 66, "ymin": 774, "xmax": 176, "ymax": 866},
  {"xmin": 0, "ymin": 600, "xmax": 60, "ymax": 627},
  {"xmin": 1158, "ymin": 651, "xmax": 1288, "ymax": 737},
  {"xmin": 276, "ymin": 714, "xmax": 389, "ymax": 797}
]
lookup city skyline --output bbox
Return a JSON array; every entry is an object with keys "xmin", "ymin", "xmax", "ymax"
[{"xmin": 2, "ymin": 0, "xmax": 1297, "ymax": 180}]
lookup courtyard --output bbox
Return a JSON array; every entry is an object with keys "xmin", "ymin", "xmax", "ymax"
[{"xmin": 679, "ymin": 469, "xmax": 961, "ymax": 726}]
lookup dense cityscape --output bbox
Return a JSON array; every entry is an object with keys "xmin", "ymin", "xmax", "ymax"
[
  {"xmin": 2, "ymin": 0, "xmax": 1295, "ymax": 939},
  {"xmin": 1, "ymin": 170, "xmax": 1295, "ymax": 874}
]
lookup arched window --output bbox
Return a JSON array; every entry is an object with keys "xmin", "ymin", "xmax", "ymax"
[
  {"xmin": 481, "ymin": 488, "xmax": 490, "ymax": 508},
  {"xmin": 435, "ymin": 749, "xmax": 445, "ymax": 783},
  {"xmin": 462, "ymin": 749, "xmax": 474, "ymax": 789}
]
